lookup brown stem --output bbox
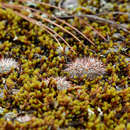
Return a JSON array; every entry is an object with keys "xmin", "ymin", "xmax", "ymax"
[
  {"xmin": 34, "ymin": 13, "xmax": 81, "ymax": 42},
  {"xmin": 1, "ymin": 3, "xmax": 61, "ymax": 47},
  {"xmin": 1, "ymin": 3, "xmax": 75, "ymax": 52},
  {"xmin": 53, "ymin": 15, "xmax": 95, "ymax": 45},
  {"xmin": 97, "ymin": 11, "xmax": 130, "ymax": 16},
  {"xmin": 56, "ymin": 15, "xmax": 130, "ymax": 33},
  {"xmin": 32, "ymin": 13, "xmax": 74, "ymax": 52},
  {"xmin": 14, "ymin": 11, "xmax": 74, "ymax": 52},
  {"xmin": 1, "ymin": 3, "xmax": 96, "ymax": 46},
  {"xmin": 79, "ymin": 18, "xmax": 107, "ymax": 41}
]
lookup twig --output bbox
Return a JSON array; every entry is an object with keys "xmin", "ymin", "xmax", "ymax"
[
  {"xmin": 1, "ymin": 3, "xmax": 85, "ymax": 49},
  {"xmin": 34, "ymin": 13, "xmax": 81, "ymax": 42},
  {"xmin": 14, "ymin": 11, "xmax": 75, "ymax": 53},
  {"xmin": 15, "ymin": 1, "xmax": 96, "ymax": 45},
  {"xmin": 53, "ymin": 15, "xmax": 95, "ymax": 45},
  {"xmin": 1, "ymin": 3, "xmax": 96, "ymax": 49},
  {"xmin": 1, "ymin": 3, "xmax": 75, "ymax": 52},
  {"xmin": 9, "ymin": 3, "xmax": 81, "ymax": 43},
  {"xmin": 79, "ymin": 18, "xmax": 107, "ymax": 41},
  {"xmin": 33, "ymin": 13, "xmax": 75, "ymax": 52},
  {"xmin": 13, "ymin": 11, "xmax": 61, "ymax": 47},
  {"xmin": 56, "ymin": 14, "xmax": 130, "ymax": 33},
  {"xmin": 97, "ymin": 11, "xmax": 130, "ymax": 16}
]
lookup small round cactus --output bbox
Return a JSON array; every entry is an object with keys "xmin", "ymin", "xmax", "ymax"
[
  {"xmin": 45, "ymin": 77, "xmax": 71, "ymax": 90},
  {"xmin": 0, "ymin": 58, "xmax": 18, "ymax": 74},
  {"xmin": 64, "ymin": 57, "xmax": 106, "ymax": 80}
]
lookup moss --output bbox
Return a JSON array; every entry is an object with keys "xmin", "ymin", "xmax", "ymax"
[{"xmin": 0, "ymin": 0, "xmax": 129, "ymax": 129}]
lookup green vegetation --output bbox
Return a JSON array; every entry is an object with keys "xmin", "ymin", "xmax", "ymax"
[{"xmin": 0, "ymin": 0, "xmax": 129, "ymax": 129}]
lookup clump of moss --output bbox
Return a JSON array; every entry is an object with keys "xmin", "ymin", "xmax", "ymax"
[{"xmin": 0, "ymin": 0, "xmax": 129, "ymax": 129}]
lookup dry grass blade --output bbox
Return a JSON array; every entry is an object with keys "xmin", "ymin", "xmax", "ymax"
[
  {"xmin": 56, "ymin": 15, "xmax": 130, "ymax": 33},
  {"xmin": 53, "ymin": 16, "xmax": 95, "ymax": 46},
  {"xmin": 1, "ymin": 2, "xmax": 96, "ymax": 47},
  {"xmin": 34, "ymin": 13, "xmax": 81, "ymax": 42},
  {"xmin": 20, "ymin": 0, "xmax": 95, "ymax": 46},
  {"xmin": 79, "ymin": 18, "xmax": 107, "ymax": 41},
  {"xmin": 33, "ymin": 14, "xmax": 75, "ymax": 52},
  {"xmin": 1, "ymin": 3, "xmax": 50, "ymax": 36},
  {"xmin": 97, "ymin": 11, "xmax": 130, "ymax": 16},
  {"xmin": 17, "ymin": 13, "xmax": 74, "ymax": 52},
  {"xmin": 14, "ymin": 11, "xmax": 74, "ymax": 52},
  {"xmin": 12, "ymin": 11, "xmax": 61, "ymax": 48},
  {"xmin": 1, "ymin": 3, "xmax": 75, "ymax": 52},
  {"xmin": 81, "ymin": 15, "xmax": 130, "ymax": 33},
  {"xmin": 12, "ymin": 4, "xmax": 91, "ymax": 46},
  {"xmin": 18, "ymin": 0, "xmax": 95, "ymax": 45}
]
